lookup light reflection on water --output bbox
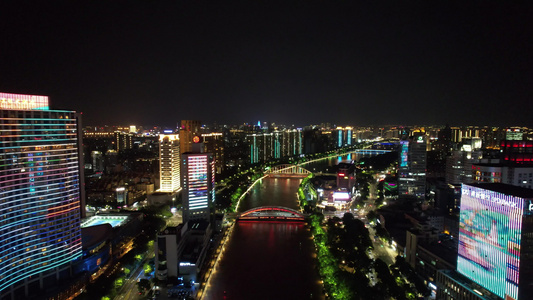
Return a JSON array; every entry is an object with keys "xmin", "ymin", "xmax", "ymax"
[
  {"xmin": 204, "ymin": 220, "xmax": 323, "ymax": 300},
  {"xmin": 205, "ymin": 178, "xmax": 323, "ymax": 300},
  {"xmin": 205, "ymin": 154, "xmax": 368, "ymax": 299}
]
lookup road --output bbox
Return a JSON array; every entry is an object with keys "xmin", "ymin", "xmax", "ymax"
[
  {"xmin": 197, "ymin": 223, "xmax": 233, "ymax": 300},
  {"xmin": 365, "ymin": 173, "xmax": 397, "ymax": 265},
  {"xmin": 114, "ymin": 243, "xmax": 156, "ymax": 300},
  {"xmin": 114, "ymin": 210, "xmax": 187, "ymax": 300},
  {"xmin": 115, "ymin": 262, "xmax": 145, "ymax": 300}
]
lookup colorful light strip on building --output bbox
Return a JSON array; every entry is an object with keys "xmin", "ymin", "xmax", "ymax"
[{"xmin": 0, "ymin": 109, "xmax": 82, "ymax": 292}]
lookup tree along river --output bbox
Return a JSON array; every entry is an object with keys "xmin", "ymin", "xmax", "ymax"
[{"xmin": 203, "ymin": 152, "xmax": 372, "ymax": 300}]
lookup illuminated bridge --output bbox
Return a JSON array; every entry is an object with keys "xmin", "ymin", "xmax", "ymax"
[
  {"xmin": 353, "ymin": 149, "xmax": 392, "ymax": 154},
  {"xmin": 238, "ymin": 206, "xmax": 306, "ymax": 222},
  {"xmin": 266, "ymin": 164, "xmax": 311, "ymax": 178}
]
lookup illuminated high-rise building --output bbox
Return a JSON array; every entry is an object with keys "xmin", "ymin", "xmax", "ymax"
[
  {"xmin": 335, "ymin": 127, "xmax": 353, "ymax": 148},
  {"xmin": 448, "ymin": 183, "xmax": 533, "ymax": 300},
  {"xmin": 202, "ymin": 132, "xmax": 224, "ymax": 174},
  {"xmin": 181, "ymin": 137, "xmax": 215, "ymax": 223},
  {"xmin": 0, "ymin": 92, "xmax": 84, "ymax": 299},
  {"xmin": 346, "ymin": 126, "xmax": 352, "ymax": 146},
  {"xmin": 506, "ymin": 128, "xmax": 524, "ymax": 141},
  {"xmin": 500, "ymin": 140, "xmax": 533, "ymax": 165},
  {"xmin": 159, "ymin": 134, "xmax": 180, "ymax": 192},
  {"xmin": 398, "ymin": 133, "xmax": 427, "ymax": 200},
  {"xmin": 246, "ymin": 131, "xmax": 287, "ymax": 165},
  {"xmin": 446, "ymin": 139, "xmax": 483, "ymax": 185},
  {"xmin": 246, "ymin": 133, "xmax": 266, "ymax": 164},
  {"xmin": 116, "ymin": 187, "xmax": 128, "ymax": 205},
  {"xmin": 91, "ymin": 150, "xmax": 105, "ymax": 173},
  {"xmin": 114, "ymin": 131, "xmax": 132, "ymax": 152},
  {"xmin": 179, "ymin": 120, "xmax": 201, "ymax": 154},
  {"xmin": 281, "ymin": 128, "xmax": 302, "ymax": 157}
]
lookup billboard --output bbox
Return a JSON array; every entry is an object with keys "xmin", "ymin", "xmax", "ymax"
[
  {"xmin": 457, "ymin": 185, "xmax": 524, "ymax": 300},
  {"xmin": 0, "ymin": 92, "xmax": 49, "ymax": 110}
]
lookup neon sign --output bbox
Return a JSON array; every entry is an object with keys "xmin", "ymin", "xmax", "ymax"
[{"xmin": 0, "ymin": 92, "xmax": 49, "ymax": 110}]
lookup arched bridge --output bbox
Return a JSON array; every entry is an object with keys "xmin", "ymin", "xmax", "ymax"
[
  {"xmin": 238, "ymin": 206, "xmax": 306, "ymax": 222},
  {"xmin": 266, "ymin": 164, "xmax": 311, "ymax": 178}
]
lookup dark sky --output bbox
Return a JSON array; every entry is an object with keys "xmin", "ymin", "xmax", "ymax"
[{"xmin": 1, "ymin": 1, "xmax": 532, "ymax": 127}]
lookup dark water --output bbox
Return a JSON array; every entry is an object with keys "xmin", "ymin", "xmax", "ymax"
[
  {"xmin": 204, "ymin": 153, "xmax": 371, "ymax": 300},
  {"xmin": 203, "ymin": 220, "xmax": 321, "ymax": 300},
  {"xmin": 237, "ymin": 177, "xmax": 302, "ymax": 211},
  {"xmin": 204, "ymin": 178, "xmax": 323, "ymax": 300}
]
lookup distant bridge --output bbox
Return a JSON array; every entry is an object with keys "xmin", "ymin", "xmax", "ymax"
[
  {"xmin": 266, "ymin": 164, "xmax": 311, "ymax": 178},
  {"xmin": 238, "ymin": 206, "xmax": 306, "ymax": 222},
  {"xmin": 352, "ymin": 149, "xmax": 392, "ymax": 155}
]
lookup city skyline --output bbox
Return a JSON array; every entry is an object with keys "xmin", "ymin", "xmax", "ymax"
[
  {"xmin": 4, "ymin": 89, "xmax": 533, "ymax": 299},
  {"xmin": 0, "ymin": 2, "xmax": 531, "ymax": 127}
]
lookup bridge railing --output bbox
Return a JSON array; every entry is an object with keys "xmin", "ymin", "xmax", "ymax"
[{"xmin": 266, "ymin": 164, "xmax": 311, "ymax": 175}]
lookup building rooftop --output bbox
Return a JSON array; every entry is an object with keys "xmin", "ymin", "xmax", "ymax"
[
  {"xmin": 419, "ymin": 238, "xmax": 458, "ymax": 268},
  {"xmin": 466, "ymin": 183, "xmax": 533, "ymax": 199},
  {"xmin": 81, "ymin": 214, "xmax": 129, "ymax": 228}
]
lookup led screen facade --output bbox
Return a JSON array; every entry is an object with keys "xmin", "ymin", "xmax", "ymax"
[
  {"xmin": 458, "ymin": 185, "xmax": 524, "ymax": 300},
  {"xmin": 0, "ymin": 92, "xmax": 49, "ymax": 110},
  {"xmin": 187, "ymin": 155, "xmax": 209, "ymax": 210}
]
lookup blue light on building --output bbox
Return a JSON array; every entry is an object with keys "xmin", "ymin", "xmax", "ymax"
[{"xmin": 0, "ymin": 93, "xmax": 83, "ymax": 298}]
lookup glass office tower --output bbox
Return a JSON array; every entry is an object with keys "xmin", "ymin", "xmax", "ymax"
[{"xmin": 0, "ymin": 93, "xmax": 83, "ymax": 299}]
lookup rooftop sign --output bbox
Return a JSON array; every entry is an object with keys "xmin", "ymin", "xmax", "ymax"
[{"xmin": 0, "ymin": 92, "xmax": 49, "ymax": 110}]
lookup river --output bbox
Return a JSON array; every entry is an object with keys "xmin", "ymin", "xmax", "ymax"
[{"xmin": 203, "ymin": 152, "xmax": 370, "ymax": 300}]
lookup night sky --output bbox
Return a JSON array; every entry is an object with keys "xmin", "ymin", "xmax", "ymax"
[{"xmin": 1, "ymin": 1, "xmax": 532, "ymax": 127}]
